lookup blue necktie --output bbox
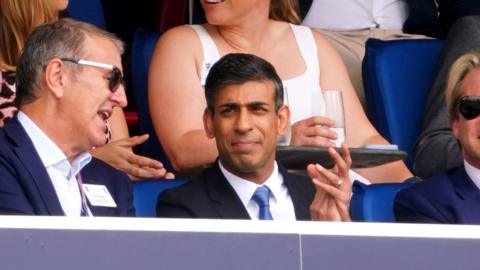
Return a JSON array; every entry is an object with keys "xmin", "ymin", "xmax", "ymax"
[{"xmin": 252, "ymin": 186, "xmax": 273, "ymax": 220}]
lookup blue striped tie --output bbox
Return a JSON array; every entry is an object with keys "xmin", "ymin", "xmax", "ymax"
[{"xmin": 252, "ymin": 186, "xmax": 273, "ymax": 220}]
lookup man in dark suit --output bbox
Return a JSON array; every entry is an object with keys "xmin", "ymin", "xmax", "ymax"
[
  {"xmin": 0, "ymin": 19, "xmax": 134, "ymax": 216},
  {"xmin": 412, "ymin": 16, "xmax": 480, "ymax": 178},
  {"xmin": 395, "ymin": 51, "xmax": 480, "ymax": 224},
  {"xmin": 157, "ymin": 53, "xmax": 352, "ymax": 221}
]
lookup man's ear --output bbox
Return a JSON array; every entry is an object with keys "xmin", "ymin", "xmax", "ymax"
[
  {"xmin": 203, "ymin": 108, "xmax": 215, "ymax": 139},
  {"xmin": 44, "ymin": 58, "xmax": 67, "ymax": 98},
  {"xmin": 277, "ymin": 105, "xmax": 290, "ymax": 136},
  {"xmin": 451, "ymin": 116, "xmax": 460, "ymax": 140}
]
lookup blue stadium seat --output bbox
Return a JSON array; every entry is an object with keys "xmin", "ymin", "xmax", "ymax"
[
  {"xmin": 350, "ymin": 179, "xmax": 417, "ymax": 222},
  {"xmin": 362, "ymin": 38, "xmax": 444, "ymax": 168},
  {"xmin": 133, "ymin": 179, "xmax": 187, "ymax": 217},
  {"xmin": 131, "ymin": 29, "xmax": 175, "ymax": 170},
  {"xmin": 67, "ymin": 0, "xmax": 106, "ymax": 29}
]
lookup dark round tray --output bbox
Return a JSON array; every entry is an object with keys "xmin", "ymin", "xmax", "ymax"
[{"xmin": 276, "ymin": 146, "xmax": 407, "ymax": 170}]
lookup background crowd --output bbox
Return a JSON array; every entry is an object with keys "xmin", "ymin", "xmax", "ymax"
[{"xmin": 0, "ymin": 0, "xmax": 480, "ymax": 224}]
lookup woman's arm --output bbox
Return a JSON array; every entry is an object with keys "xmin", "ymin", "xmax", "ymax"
[
  {"xmin": 109, "ymin": 107, "xmax": 129, "ymax": 141},
  {"xmin": 312, "ymin": 31, "xmax": 413, "ymax": 182},
  {"xmin": 148, "ymin": 26, "xmax": 218, "ymax": 173}
]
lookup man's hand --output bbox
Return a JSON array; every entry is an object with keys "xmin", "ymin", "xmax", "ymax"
[
  {"xmin": 91, "ymin": 134, "xmax": 175, "ymax": 180},
  {"xmin": 308, "ymin": 144, "xmax": 352, "ymax": 221},
  {"xmin": 290, "ymin": 116, "xmax": 337, "ymax": 147}
]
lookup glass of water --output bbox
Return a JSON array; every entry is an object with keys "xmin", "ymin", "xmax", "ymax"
[{"xmin": 323, "ymin": 90, "xmax": 345, "ymax": 147}]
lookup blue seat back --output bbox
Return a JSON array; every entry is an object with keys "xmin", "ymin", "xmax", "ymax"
[
  {"xmin": 133, "ymin": 179, "xmax": 187, "ymax": 217},
  {"xmin": 363, "ymin": 39, "xmax": 444, "ymax": 167},
  {"xmin": 67, "ymin": 0, "xmax": 106, "ymax": 29},
  {"xmin": 131, "ymin": 29, "xmax": 174, "ymax": 170},
  {"xmin": 350, "ymin": 180, "xmax": 416, "ymax": 222}
]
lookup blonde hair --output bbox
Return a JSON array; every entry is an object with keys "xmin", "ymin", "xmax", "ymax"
[
  {"xmin": 269, "ymin": 0, "xmax": 301, "ymax": 25},
  {"xmin": 445, "ymin": 51, "xmax": 480, "ymax": 120},
  {"xmin": 0, "ymin": 0, "xmax": 58, "ymax": 71}
]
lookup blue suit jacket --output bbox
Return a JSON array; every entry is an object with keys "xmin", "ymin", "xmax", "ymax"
[
  {"xmin": 0, "ymin": 117, "xmax": 135, "ymax": 216},
  {"xmin": 394, "ymin": 166, "xmax": 480, "ymax": 224},
  {"xmin": 156, "ymin": 161, "xmax": 315, "ymax": 220}
]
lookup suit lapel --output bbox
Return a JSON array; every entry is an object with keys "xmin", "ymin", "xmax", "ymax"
[
  {"xmin": 205, "ymin": 162, "xmax": 251, "ymax": 219},
  {"xmin": 452, "ymin": 166, "xmax": 480, "ymax": 223},
  {"xmin": 6, "ymin": 118, "xmax": 64, "ymax": 215},
  {"xmin": 204, "ymin": 162, "xmax": 313, "ymax": 220},
  {"xmin": 279, "ymin": 165, "xmax": 312, "ymax": 221}
]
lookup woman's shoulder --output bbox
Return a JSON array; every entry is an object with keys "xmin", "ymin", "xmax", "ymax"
[
  {"xmin": 153, "ymin": 24, "xmax": 207, "ymax": 60},
  {"xmin": 304, "ymin": 26, "xmax": 339, "ymax": 56},
  {"xmin": 159, "ymin": 24, "xmax": 203, "ymax": 43},
  {"xmin": 306, "ymin": 26, "xmax": 330, "ymax": 44}
]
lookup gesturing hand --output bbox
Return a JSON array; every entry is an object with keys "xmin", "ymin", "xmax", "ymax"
[
  {"xmin": 307, "ymin": 144, "xmax": 352, "ymax": 221},
  {"xmin": 91, "ymin": 134, "xmax": 175, "ymax": 180}
]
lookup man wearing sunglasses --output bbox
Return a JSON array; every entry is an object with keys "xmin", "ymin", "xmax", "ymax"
[
  {"xmin": 0, "ymin": 19, "xmax": 134, "ymax": 216},
  {"xmin": 395, "ymin": 51, "xmax": 480, "ymax": 224}
]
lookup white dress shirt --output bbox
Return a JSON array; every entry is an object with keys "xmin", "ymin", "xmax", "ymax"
[
  {"xmin": 303, "ymin": 0, "xmax": 408, "ymax": 31},
  {"xmin": 219, "ymin": 161, "xmax": 296, "ymax": 220},
  {"xmin": 463, "ymin": 160, "xmax": 480, "ymax": 191},
  {"xmin": 17, "ymin": 111, "xmax": 92, "ymax": 216}
]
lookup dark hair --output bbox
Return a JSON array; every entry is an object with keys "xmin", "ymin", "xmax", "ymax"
[
  {"xmin": 15, "ymin": 18, "xmax": 124, "ymax": 107},
  {"xmin": 204, "ymin": 53, "xmax": 284, "ymax": 114}
]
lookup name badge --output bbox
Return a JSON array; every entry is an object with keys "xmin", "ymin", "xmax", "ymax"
[{"xmin": 82, "ymin": 184, "xmax": 117, "ymax": 208}]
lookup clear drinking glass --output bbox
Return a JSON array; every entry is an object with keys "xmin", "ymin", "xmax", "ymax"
[
  {"xmin": 323, "ymin": 90, "xmax": 345, "ymax": 147},
  {"xmin": 277, "ymin": 87, "xmax": 291, "ymax": 146},
  {"xmin": 311, "ymin": 90, "xmax": 325, "ymax": 117}
]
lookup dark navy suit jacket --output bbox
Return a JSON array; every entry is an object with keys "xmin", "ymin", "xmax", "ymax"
[
  {"xmin": 394, "ymin": 166, "xmax": 480, "ymax": 224},
  {"xmin": 156, "ymin": 161, "xmax": 315, "ymax": 220},
  {"xmin": 0, "ymin": 117, "xmax": 134, "ymax": 216}
]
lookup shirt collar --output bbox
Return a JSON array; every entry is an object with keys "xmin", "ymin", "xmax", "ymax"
[
  {"xmin": 219, "ymin": 161, "xmax": 284, "ymax": 206},
  {"xmin": 464, "ymin": 160, "xmax": 480, "ymax": 191},
  {"xmin": 69, "ymin": 152, "xmax": 92, "ymax": 178},
  {"xmin": 17, "ymin": 111, "xmax": 92, "ymax": 177}
]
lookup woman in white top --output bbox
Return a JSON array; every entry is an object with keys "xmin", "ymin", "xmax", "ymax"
[{"xmin": 148, "ymin": 0, "xmax": 412, "ymax": 183}]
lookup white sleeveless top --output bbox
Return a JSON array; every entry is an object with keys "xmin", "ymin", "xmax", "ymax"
[{"xmin": 190, "ymin": 24, "xmax": 325, "ymax": 125}]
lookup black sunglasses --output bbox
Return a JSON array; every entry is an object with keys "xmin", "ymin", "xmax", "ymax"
[
  {"xmin": 60, "ymin": 58, "xmax": 125, "ymax": 92},
  {"xmin": 457, "ymin": 96, "xmax": 480, "ymax": 120}
]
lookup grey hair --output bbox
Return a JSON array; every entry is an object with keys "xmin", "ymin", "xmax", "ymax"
[{"xmin": 15, "ymin": 18, "xmax": 124, "ymax": 107}]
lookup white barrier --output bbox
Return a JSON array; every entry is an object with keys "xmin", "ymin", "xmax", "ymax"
[{"xmin": 0, "ymin": 216, "xmax": 479, "ymax": 270}]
